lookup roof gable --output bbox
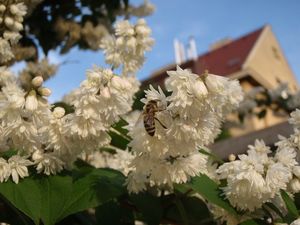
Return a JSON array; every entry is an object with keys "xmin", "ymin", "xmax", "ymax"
[
  {"xmin": 142, "ymin": 26, "xmax": 265, "ymax": 87},
  {"xmin": 194, "ymin": 27, "xmax": 264, "ymax": 75}
]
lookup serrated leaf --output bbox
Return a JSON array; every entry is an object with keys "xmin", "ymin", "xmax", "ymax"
[
  {"xmin": 0, "ymin": 168, "xmax": 126, "ymax": 225},
  {"xmin": 185, "ymin": 174, "xmax": 237, "ymax": 216}
]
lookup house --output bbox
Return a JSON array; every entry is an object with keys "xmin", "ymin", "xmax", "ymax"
[{"xmin": 142, "ymin": 25, "xmax": 298, "ymax": 137}]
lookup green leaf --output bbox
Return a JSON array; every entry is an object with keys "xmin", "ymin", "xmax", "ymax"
[
  {"xmin": 0, "ymin": 178, "xmax": 42, "ymax": 225},
  {"xmin": 39, "ymin": 175, "xmax": 73, "ymax": 225},
  {"xmin": 130, "ymin": 193, "xmax": 163, "ymax": 225},
  {"xmin": 0, "ymin": 168, "xmax": 127, "ymax": 225},
  {"xmin": 96, "ymin": 200, "xmax": 134, "ymax": 225},
  {"xmin": 108, "ymin": 130, "xmax": 130, "ymax": 150},
  {"xmin": 185, "ymin": 174, "xmax": 237, "ymax": 216},
  {"xmin": 0, "ymin": 149, "xmax": 18, "ymax": 159},
  {"xmin": 281, "ymin": 190, "xmax": 299, "ymax": 219},
  {"xmin": 56, "ymin": 168, "xmax": 127, "ymax": 223}
]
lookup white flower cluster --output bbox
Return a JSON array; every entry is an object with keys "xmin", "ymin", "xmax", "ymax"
[
  {"xmin": 0, "ymin": 16, "xmax": 153, "ymax": 184},
  {"xmin": 0, "ymin": 68, "xmax": 61, "ymax": 183},
  {"xmin": 217, "ymin": 108, "xmax": 300, "ymax": 212},
  {"xmin": 63, "ymin": 67, "xmax": 139, "ymax": 155},
  {"xmin": 1, "ymin": 67, "xmax": 132, "ymax": 184},
  {"xmin": 100, "ymin": 19, "xmax": 154, "ymax": 75},
  {"xmin": 126, "ymin": 66, "xmax": 244, "ymax": 193},
  {"xmin": 0, "ymin": 1, "xmax": 27, "ymax": 64}
]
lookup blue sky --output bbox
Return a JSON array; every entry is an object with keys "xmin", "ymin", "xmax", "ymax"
[{"xmin": 40, "ymin": 0, "xmax": 300, "ymax": 102}]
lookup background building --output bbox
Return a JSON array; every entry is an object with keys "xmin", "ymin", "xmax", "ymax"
[{"xmin": 142, "ymin": 25, "xmax": 298, "ymax": 138}]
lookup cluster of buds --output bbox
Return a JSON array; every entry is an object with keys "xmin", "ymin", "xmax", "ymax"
[{"xmin": 0, "ymin": 2, "xmax": 27, "ymax": 64}]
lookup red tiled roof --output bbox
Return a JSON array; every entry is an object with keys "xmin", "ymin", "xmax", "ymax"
[
  {"xmin": 142, "ymin": 26, "xmax": 264, "ymax": 87},
  {"xmin": 194, "ymin": 27, "xmax": 264, "ymax": 75}
]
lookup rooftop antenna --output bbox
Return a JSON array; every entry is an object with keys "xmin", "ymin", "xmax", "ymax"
[
  {"xmin": 179, "ymin": 41, "xmax": 186, "ymax": 63},
  {"xmin": 187, "ymin": 36, "xmax": 198, "ymax": 61},
  {"xmin": 174, "ymin": 38, "xmax": 182, "ymax": 64}
]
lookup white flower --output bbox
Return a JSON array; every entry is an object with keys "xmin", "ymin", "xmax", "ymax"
[
  {"xmin": 289, "ymin": 109, "xmax": 300, "ymax": 129},
  {"xmin": 223, "ymin": 168, "xmax": 269, "ymax": 211},
  {"xmin": 0, "ymin": 38, "xmax": 14, "ymax": 63},
  {"xmin": 275, "ymin": 147, "xmax": 297, "ymax": 169},
  {"xmin": 25, "ymin": 90, "xmax": 38, "ymax": 111},
  {"xmin": 266, "ymin": 162, "xmax": 292, "ymax": 195},
  {"xmin": 100, "ymin": 19, "xmax": 153, "ymax": 75},
  {"xmin": 141, "ymin": 85, "xmax": 167, "ymax": 110},
  {"xmin": 289, "ymin": 178, "xmax": 300, "ymax": 193},
  {"xmin": 291, "ymin": 218, "xmax": 300, "ymax": 225},
  {"xmin": 7, "ymin": 155, "xmax": 32, "ymax": 184},
  {"xmin": 34, "ymin": 152, "xmax": 64, "ymax": 175},
  {"xmin": 293, "ymin": 166, "xmax": 300, "ymax": 178},
  {"xmin": 0, "ymin": 158, "xmax": 10, "ymax": 183},
  {"xmin": 52, "ymin": 107, "xmax": 65, "ymax": 119}
]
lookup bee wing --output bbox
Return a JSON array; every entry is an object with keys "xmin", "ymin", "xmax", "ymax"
[{"xmin": 133, "ymin": 111, "xmax": 144, "ymax": 127}]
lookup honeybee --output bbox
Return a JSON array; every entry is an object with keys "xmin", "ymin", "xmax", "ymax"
[{"xmin": 143, "ymin": 100, "xmax": 167, "ymax": 136}]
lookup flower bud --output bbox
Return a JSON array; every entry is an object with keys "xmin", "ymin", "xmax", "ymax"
[
  {"xmin": 4, "ymin": 17, "xmax": 14, "ymax": 27},
  {"xmin": 290, "ymin": 178, "xmax": 300, "ymax": 193},
  {"xmin": 228, "ymin": 154, "xmax": 236, "ymax": 161},
  {"xmin": 38, "ymin": 87, "xmax": 52, "ymax": 97},
  {"xmin": 31, "ymin": 76, "xmax": 44, "ymax": 87},
  {"xmin": 191, "ymin": 79, "xmax": 208, "ymax": 99},
  {"xmin": 53, "ymin": 107, "xmax": 65, "ymax": 119},
  {"xmin": 0, "ymin": 4, "xmax": 6, "ymax": 13},
  {"xmin": 13, "ymin": 21, "xmax": 23, "ymax": 31},
  {"xmin": 293, "ymin": 166, "xmax": 300, "ymax": 178},
  {"xmin": 10, "ymin": 4, "xmax": 18, "ymax": 15},
  {"xmin": 205, "ymin": 74, "xmax": 227, "ymax": 92},
  {"xmin": 25, "ymin": 90, "xmax": 38, "ymax": 111}
]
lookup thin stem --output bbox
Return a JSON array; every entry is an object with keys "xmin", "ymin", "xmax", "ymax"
[
  {"xmin": 108, "ymin": 144, "xmax": 126, "ymax": 152},
  {"xmin": 109, "ymin": 127, "xmax": 131, "ymax": 141},
  {"xmin": 199, "ymin": 148, "xmax": 224, "ymax": 164}
]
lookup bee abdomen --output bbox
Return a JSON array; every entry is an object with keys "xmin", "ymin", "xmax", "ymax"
[{"xmin": 145, "ymin": 126, "xmax": 155, "ymax": 136}]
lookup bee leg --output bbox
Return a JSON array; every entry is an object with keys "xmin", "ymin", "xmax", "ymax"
[{"xmin": 154, "ymin": 117, "xmax": 167, "ymax": 129}]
